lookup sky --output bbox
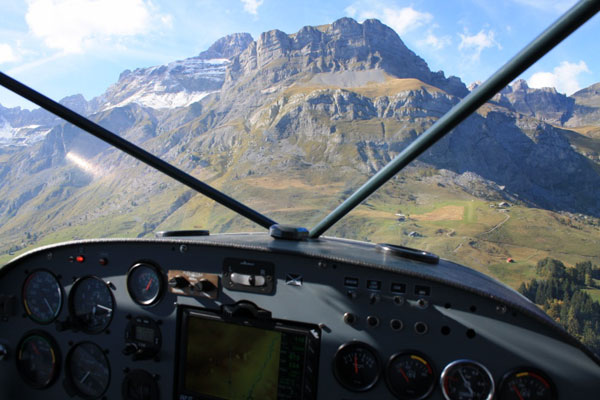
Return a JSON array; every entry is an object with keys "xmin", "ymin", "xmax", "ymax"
[{"xmin": 1, "ymin": 0, "xmax": 599, "ymax": 109}]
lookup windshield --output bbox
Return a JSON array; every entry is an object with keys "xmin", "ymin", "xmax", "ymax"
[{"xmin": 1, "ymin": 1, "xmax": 600, "ymax": 353}]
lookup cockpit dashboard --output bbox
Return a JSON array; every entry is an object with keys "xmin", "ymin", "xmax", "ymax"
[{"xmin": 1, "ymin": 233, "xmax": 599, "ymax": 399}]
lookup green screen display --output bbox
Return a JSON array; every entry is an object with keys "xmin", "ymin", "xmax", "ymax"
[{"xmin": 184, "ymin": 317, "xmax": 282, "ymax": 400}]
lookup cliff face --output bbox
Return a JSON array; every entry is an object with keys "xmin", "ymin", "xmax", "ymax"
[
  {"xmin": 225, "ymin": 18, "xmax": 467, "ymax": 98},
  {"xmin": 492, "ymin": 79, "xmax": 600, "ymax": 128}
]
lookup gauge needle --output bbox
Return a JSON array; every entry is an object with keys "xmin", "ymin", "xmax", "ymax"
[
  {"xmin": 31, "ymin": 342, "xmax": 40, "ymax": 355},
  {"xmin": 354, "ymin": 354, "xmax": 358, "ymax": 374},
  {"xmin": 399, "ymin": 368, "xmax": 409, "ymax": 383},
  {"xmin": 145, "ymin": 278, "xmax": 153, "ymax": 291},
  {"xmin": 80, "ymin": 371, "xmax": 90, "ymax": 384},
  {"xmin": 458, "ymin": 369, "xmax": 473, "ymax": 395},
  {"xmin": 512, "ymin": 384, "xmax": 525, "ymax": 400},
  {"xmin": 96, "ymin": 304, "xmax": 112, "ymax": 313},
  {"xmin": 44, "ymin": 297, "xmax": 53, "ymax": 313}
]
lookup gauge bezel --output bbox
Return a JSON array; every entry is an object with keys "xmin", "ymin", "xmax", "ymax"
[
  {"xmin": 15, "ymin": 330, "xmax": 61, "ymax": 389},
  {"xmin": 385, "ymin": 351, "xmax": 436, "ymax": 400},
  {"xmin": 497, "ymin": 367, "xmax": 557, "ymax": 400},
  {"xmin": 65, "ymin": 341, "xmax": 111, "ymax": 399},
  {"xmin": 126, "ymin": 262, "xmax": 165, "ymax": 306},
  {"xmin": 333, "ymin": 340, "xmax": 382, "ymax": 392},
  {"xmin": 22, "ymin": 269, "xmax": 63, "ymax": 324},
  {"xmin": 68, "ymin": 275, "xmax": 115, "ymax": 334},
  {"xmin": 440, "ymin": 359, "xmax": 494, "ymax": 400}
]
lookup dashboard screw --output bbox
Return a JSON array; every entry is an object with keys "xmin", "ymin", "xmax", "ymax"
[
  {"xmin": 417, "ymin": 298, "xmax": 428, "ymax": 309},
  {"xmin": 343, "ymin": 312, "xmax": 356, "ymax": 325}
]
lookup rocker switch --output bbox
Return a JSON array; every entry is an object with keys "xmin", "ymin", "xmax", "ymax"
[{"xmin": 230, "ymin": 273, "xmax": 266, "ymax": 287}]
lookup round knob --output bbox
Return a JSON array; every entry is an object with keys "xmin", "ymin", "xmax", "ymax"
[{"xmin": 168, "ymin": 276, "xmax": 189, "ymax": 289}]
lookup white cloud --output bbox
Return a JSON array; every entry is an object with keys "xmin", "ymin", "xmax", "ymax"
[
  {"xmin": 528, "ymin": 60, "xmax": 590, "ymax": 95},
  {"xmin": 345, "ymin": 2, "xmax": 432, "ymax": 35},
  {"xmin": 458, "ymin": 29, "xmax": 501, "ymax": 60},
  {"xmin": 25, "ymin": 0, "xmax": 170, "ymax": 53},
  {"xmin": 419, "ymin": 32, "xmax": 451, "ymax": 50},
  {"xmin": 241, "ymin": 0, "xmax": 263, "ymax": 15},
  {"xmin": 0, "ymin": 43, "xmax": 18, "ymax": 64}
]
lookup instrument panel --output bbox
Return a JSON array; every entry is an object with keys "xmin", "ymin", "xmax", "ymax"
[{"xmin": 0, "ymin": 235, "xmax": 599, "ymax": 399}]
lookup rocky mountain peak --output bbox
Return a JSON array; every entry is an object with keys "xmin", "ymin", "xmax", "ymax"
[
  {"xmin": 571, "ymin": 82, "xmax": 600, "ymax": 108},
  {"xmin": 226, "ymin": 17, "xmax": 468, "ymax": 98},
  {"xmin": 199, "ymin": 32, "xmax": 254, "ymax": 59},
  {"xmin": 59, "ymin": 94, "xmax": 90, "ymax": 115},
  {"xmin": 510, "ymin": 78, "xmax": 530, "ymax": 92},
  {"xmin": 92, "ymin": 33, "xmax": 255, "ymax": 111},
  {"xmin": 498, "ymin": 79, "xmax": 574, "ymax": 125}
]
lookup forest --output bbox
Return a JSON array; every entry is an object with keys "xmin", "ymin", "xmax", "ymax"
[{"xmin": 518, "ymin": 258, "xmax": 600, "ymax": 356}]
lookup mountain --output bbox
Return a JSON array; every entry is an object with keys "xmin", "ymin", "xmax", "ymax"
[
  {"xmin": 93, "ymin": 33, "xmax": 253, "ymax": 111},
  {"xmin": 225, "ymin": 18, "xmax": 467, "ymax": 97},
  {"xmin": 492, "ymin": 79, "xmax": 600, "ymax": 129},
  {"xmin": 1, "ymin": 18, "xmax": 600, "ymax": 271},
  {"xmin": 0, "ymin": 33, "xmax": 254, "ymax": 147}
]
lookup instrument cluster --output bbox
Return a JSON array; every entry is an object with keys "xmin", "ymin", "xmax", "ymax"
[
  {"xmin": 1, "ymin": 237, "xmax": 598, "ymax": 399},
  {"xmin": 331, "ymin": 340, "xmax": 556, "ymax": 400}
]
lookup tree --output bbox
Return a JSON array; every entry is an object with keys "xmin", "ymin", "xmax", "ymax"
[
  {"xmin": 519, "ymin": 258, "xmax": 600, "ymax": 356},
  {"xmin": 585, "ymin": 273, "xmax": 594, "ymax": 287}
]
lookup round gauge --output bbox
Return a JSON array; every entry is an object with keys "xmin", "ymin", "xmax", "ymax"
[
  {"xmin": 126, "ymin": 263, "xmax": 164, "ymax": 306},
  {"xmin": 386, "ymin": 352, "xmax": 436, "ymax": 399},
  {"xmin": 66, "ymin": 342, "xmax": 110, "ymax": 399},
  {"xmin": 69, "ymin": 276, "xmax": 114, "ymax": 333},
  {"xmin": 441, "ymin": 359, "xmax": 494, "ymax": 400},
  {"xmin": 22, "ymin": 269, "xmax": 63, "ymax": 324},
  {"xmin": 122, "ymin": 369, "xmax": 159, "ymax": 400},
  {"xmin": 16, "ymin": 331, "xmax": 61, "ymax": 389},
  {"xmin": 498, "ymin": 369, "xmax": 556, "ymax": 400},
  {"xmin": 333, "ymin": 341, "xmax": 381, "ymax": 392}
]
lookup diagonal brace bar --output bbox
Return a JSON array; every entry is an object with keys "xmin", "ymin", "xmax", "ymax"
[
  {"xmin": 309, "ymin": 0, "xmax": 600, "ymax": 238},
  {"xmin": 0, "ymin": 72, "xmax": 277, "ymax": 230}
]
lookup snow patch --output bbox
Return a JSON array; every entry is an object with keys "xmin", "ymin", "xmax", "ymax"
[
  {"xmin": 107, "ymin": 90, "xmax": 216, "ymax": 110},
  {"xmin": 0, "ymin": 119, "xmax": 16, "ymax": 140},
  {"xmin": 0, "ymin": 118, "xmax": 51, "ymax": 147}
]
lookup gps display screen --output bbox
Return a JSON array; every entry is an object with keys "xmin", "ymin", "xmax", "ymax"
[{"xmin": 177, "ymin": 308, "xmax": 319, "ymax": 400}]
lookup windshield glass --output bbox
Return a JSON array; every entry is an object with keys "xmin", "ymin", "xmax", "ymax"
[{"xmin": 1, "ymin": 1, "xmax": 600, "ymax": 354}]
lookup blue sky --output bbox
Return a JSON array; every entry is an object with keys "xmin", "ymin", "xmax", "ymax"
[{"xmin": 1, "ymin": 0, "xmax": 599, "ymax": 109}]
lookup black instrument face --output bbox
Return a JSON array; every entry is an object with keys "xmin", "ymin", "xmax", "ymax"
[
  {"xmin": 16, "ymin": 331, "xmax": 60, "ymax": 389},
  {"xmin": 69, "ymin": 276, "xmax": 114, "ymax": 333},
  {"xmin": 126, "ymin": 263, "xmax": 163, "ymax": 306},
  {"xmin": 22, "ymin": 270, "xmax": 62, "ymax": 324},
  {"xmin": 333, "ymin": 341, "xmax": 381, "ymax": 392},
  {"xmin": 498, "ymin": 369, "xmax": 556, "ymax": 400},
  {"xmin": 386, "ymin": 352, "xmax": 436, "ymax": 399},
  {"xmin": 441, "ymin": 360, "xmax": 494, "ymax": 400},
  {"xmin": 66, "ymin": 342, "xmax": 110, "ymax": 399},
  {"xmin": 122, "ymin": 369, "xmax": 159, "ymax": 400}
]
